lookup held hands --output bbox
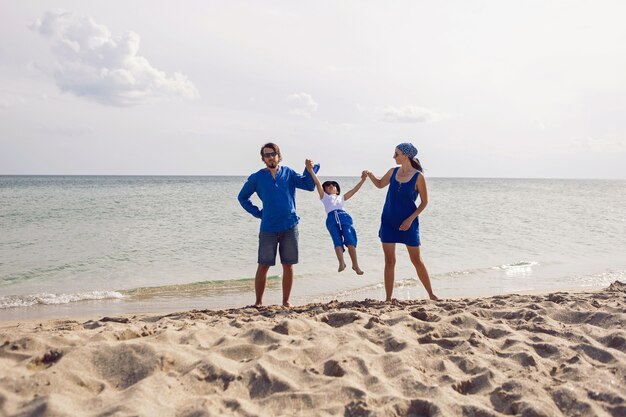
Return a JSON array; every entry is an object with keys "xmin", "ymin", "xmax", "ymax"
[
  {"xmin": 305, "ymin": 159, "xmax": 315, "ymax": 172},
  {"xmin": 361, "ymin": 170, "xmax": 368, "ymax": 180}
]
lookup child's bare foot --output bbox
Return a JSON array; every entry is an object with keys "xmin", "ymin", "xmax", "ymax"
[
  {"xmin": 338, "ymin": 262, "xmax": 346, "ymax": 272},
  {"xmin": 352, "ymin": 266, "xmax": 364, "ymax": 275}
]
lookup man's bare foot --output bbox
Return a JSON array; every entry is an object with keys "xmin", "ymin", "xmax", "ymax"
[
  {"xmin": 428, "ymin": 293, "xmax": 439, "ymax": 301},
  {"xmin": 352, "ymin": 266, "xmax": 364, "ymax": 275},
  {"xmin": 254, "ymin": 302, "xmax": 263, "ymax": 308},
  {"xmin": 338, "ymin": 262, "xmax": 346, "ymax": 272},
  {"xmin": 282, "ymin": 301, "xmax": 291, "ymax": 308}
]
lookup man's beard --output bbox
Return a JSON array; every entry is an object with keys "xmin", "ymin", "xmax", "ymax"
[{"xmin": 265, "ymin": 161, "xmax": 278, "ymax": 169}]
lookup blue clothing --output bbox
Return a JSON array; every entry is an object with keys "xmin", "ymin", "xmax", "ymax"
[
  {"xmin": 325, "ymin": 210, "xmax": 357, "ymax": 249},
  {"xmin": 238, "ymin": 164, "xmax": 319, "ymax": 233},
  {"xmin": 379, "ymin": 167, "xmax": 421, "ymax": 246}
]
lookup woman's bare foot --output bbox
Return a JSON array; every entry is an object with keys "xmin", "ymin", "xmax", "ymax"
[
  {"xmin": 428, "ymin": 293, "xmax": 439, "ymax": 301},
  {"xmin": 338, "ymin": 262, "xmax": 346, "ymax": 272},
  {"xmin": 352, "ymin": 266, "xmax": 364, "ymax": 275},
  {"xmin": 282, "ymin": 301, "xmax": 291, "ymax": 308}
]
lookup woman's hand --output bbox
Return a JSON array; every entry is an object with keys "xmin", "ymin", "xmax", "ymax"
[{"xmin": 399, "ymin": 217, "xmax": 414, "ymax": 231}]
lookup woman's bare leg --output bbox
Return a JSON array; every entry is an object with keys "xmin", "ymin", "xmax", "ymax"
[
  {"xmin": 382, "ymin": 243, "xmax": 396, "ymax": 301},
  {"xmin": 406, "ymin": 246, "xmax": 438, "ymax": 300}
]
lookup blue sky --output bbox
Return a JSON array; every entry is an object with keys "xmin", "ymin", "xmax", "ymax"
[{"xmin": 1, "ymin": 0, "xmax": 625, "ymax": 178}]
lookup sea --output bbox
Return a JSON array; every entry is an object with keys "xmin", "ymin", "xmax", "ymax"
[{"xmin": 1, "ymin": 175, "xmax": 625, "ymax": 321}]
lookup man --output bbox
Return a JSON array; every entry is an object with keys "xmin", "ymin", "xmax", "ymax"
[{"xmin": 238, "ymin": 142, "xmax": 318, "ymax": 307}]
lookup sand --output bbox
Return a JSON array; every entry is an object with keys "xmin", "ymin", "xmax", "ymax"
[{"xmin": 0, "ymin": 282, "xmax": 624, "ymax": 417}]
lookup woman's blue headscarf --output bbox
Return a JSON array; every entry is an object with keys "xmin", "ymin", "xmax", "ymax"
[{"xmin": 397, "ymin": 143, "xmax": 418, "ymax": 159}]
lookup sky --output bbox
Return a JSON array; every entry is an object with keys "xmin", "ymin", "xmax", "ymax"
[{"xmin": 1, "ymin": 0, "xmax": 625, "ymax": 179}]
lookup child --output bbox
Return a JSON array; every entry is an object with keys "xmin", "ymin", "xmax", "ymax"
[{"xmin": 306, "ymin": 163, "xmax": 367, "ymax": 274}]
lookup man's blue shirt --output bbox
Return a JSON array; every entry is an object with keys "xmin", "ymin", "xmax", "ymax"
[{"xmin": 238, "ymin": 165, "xmax": 318, "ymax": 232}]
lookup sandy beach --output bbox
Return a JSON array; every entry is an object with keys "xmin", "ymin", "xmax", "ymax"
[{"xmin": 1, "ymin": 282, "xmax": 624, "ymax": 417}]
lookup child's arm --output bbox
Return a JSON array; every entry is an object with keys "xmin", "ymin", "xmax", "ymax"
[
  {"xmin": 306, "ymin": 159, "xmax": 325, "ymax": 199},
  {"xmin": 344, "ymin": 171, "xmax": 368, "ymax": 201}
]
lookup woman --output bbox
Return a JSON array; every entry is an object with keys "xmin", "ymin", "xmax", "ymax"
[{"xmin": 366, "ymin": 143, "xmax": 438, "ymax": 301}]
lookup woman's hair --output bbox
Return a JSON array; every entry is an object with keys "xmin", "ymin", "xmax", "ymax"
[
  {"xmin": 397, "ymin": 142, "xmax": 423, "ymax": 172},
  {"xmin": 409, "ymin": 157, "xmax": 424, "ymax": 172},
  {"xmin": 321, "ymin": 180, "xmax": 341, "ymax": 195},
  {"xmin": 260, "ymin": 142, "xmax": 282, "ymax": 162}
]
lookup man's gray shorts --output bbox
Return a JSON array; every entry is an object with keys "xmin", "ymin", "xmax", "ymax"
[{"xmin": 258, "ymin": 226, "xmax": 299, "ymax": 266}]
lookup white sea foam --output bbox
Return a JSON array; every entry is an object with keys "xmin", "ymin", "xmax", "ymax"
[
  {"xmin": 0, "ymin": 290, "xmax": 125, "ymax": 309},
  {"xmin": 493, "ymin": 261, "xmax": 539, "ymax": 278}
]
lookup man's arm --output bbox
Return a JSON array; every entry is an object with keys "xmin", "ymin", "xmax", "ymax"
[
  {"xmin": 237, "ymin": 175, "xmax": 262, "ymax": 218},
  {"xmin": 296, "ymin": 160, "xmax": 320, "ymax": 191}
]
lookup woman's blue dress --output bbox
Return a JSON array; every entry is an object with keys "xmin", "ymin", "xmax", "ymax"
[{"xmin": 379, "ymin": 167, "xmax": 421, "ymax": 246}]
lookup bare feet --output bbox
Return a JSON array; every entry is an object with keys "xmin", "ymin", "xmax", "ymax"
[
  {"xmin": 352, "ymin": 266, "xmax": 364, "ymax": 275},
  {"xmin": 282, "ymin": 301, "xmax": 291, "ymax": 308},
  {"xmin": 338, "ymin": 262, "xmax": 346, "ymax": 272},
  {"xmin": 429, "ymin": 293, "xmax": 439, "ymax": 301}
]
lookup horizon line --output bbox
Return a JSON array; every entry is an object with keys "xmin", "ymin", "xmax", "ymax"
[{"xmin": 1, "ymin": 174, "xmax": 624, "ymax": 181}]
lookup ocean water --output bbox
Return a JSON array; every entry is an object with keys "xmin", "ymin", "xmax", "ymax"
[{"xmin": 1, "ymin": 175, "xmax": 625, "ymax": 320}]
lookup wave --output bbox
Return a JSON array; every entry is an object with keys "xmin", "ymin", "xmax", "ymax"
[
  {"xmin": 0, "ymin": 276, "xmax": 283, "ymax": 309},
  {"xmin": 495, "ymin": 261, "xmax": 540, "ymax": 269},
  {"xmin": 427, "ymin": 261, "xmax": 540, "ymax": 280},
  {"xmin": 121, "ymin": 275, "xmax": 281, "ymax": 299},
  {"xmin": 493, "ymin": 261, "xmax": 539, "ymax": 278},
  {"xmin": 0, "ymin": 290, "xmax": 125, "ymax": 309}
]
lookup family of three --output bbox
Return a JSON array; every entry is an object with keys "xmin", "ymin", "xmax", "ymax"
[{"xmin": 237, "ymin": 142, "xmax": 438, "ymax": 307}]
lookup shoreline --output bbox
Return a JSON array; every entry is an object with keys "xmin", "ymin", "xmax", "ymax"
[
  {"xmin": 0, "ymin": 280, "xmax": 614, "ymax": 325},
  {"xmin": 1, "ymin": 282, "xmax": 624, "ymax": 416}
]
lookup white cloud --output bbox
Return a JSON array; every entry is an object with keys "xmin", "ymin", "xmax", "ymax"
[
  {"xmin": 327, "ymin": 65, "xmax": 363, "ymax": 73},
  {"xmin": 36, "ymin": 123, "xmax": 94, "ymax": 137},
  {"xmin": 576, "ymin": 136, "xmax": 626, "ymax": 153},
  {"xmin": 30, "ymin": 10, "xmax": 199, "ymax": 106},
  {"xmin": 382, "ymin": 105, "xmax": 443, "ymax": 123},
  {"xmin": 287, "ymin": 92, "xmax": 318, "ymax": 118},
  {"xmin": 0, "ymin": 95, "xmax": 26, "ymax": 109}
]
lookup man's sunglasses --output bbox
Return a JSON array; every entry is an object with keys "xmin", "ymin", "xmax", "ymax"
[{"xmin": 263, "ymin": 151, "xmax": 278, "ymax": 158}]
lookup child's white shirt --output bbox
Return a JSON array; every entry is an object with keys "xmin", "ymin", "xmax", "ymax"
[{"xmin": 321, "ymin": 193, "xmax": 345, "ymax": 214}]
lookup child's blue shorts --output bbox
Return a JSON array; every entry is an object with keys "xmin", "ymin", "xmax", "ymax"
[{"xmin": 325, "ymin": 210, "xmax": 357, "ymax": 249}]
